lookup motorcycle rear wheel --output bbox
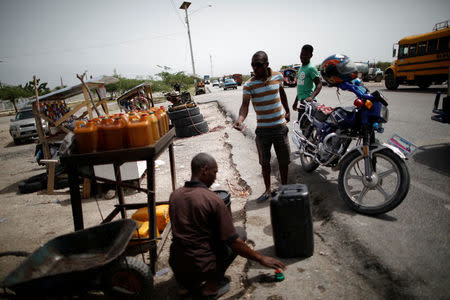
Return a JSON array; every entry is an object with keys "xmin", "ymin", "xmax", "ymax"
[
  {"xmin": 338, "ymin": 148, "xmax": 410, "ymax": 215},
  {"xmin": 300, "ymin": 123, "xmax": 320, "ymax": 172}
]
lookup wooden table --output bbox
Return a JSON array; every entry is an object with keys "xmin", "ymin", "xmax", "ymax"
[{"xmin": 60, "ymin": 127, "xmax": 176, "ymax": 274}]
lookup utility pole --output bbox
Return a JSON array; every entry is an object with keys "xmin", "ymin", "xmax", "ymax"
[
  {"xmin": 180, "ymin": 2, "xmax": 197, "ymax": 89},
  {"xmin": 210, "ymin": 53, "xmax": 213, "ymax": 78}
]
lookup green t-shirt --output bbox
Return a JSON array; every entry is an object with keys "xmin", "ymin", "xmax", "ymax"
[{"xmin": 297, "ymin": 62, "xmax": 319, "ymax": 100}]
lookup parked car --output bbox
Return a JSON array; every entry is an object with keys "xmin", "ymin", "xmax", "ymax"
[
  {"xmin": 9, "ymin": 108, "xmax": 48, "ymax": 144},
  {"xmin": 212, "ymin": 80, "xmax": 219, "ymax": 87},
  {"xmin": 224, "ymin": 78, "xmax": 237, "ymax": 90}
]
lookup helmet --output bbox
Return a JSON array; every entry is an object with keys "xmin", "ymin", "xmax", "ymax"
[{"xmin": 320, "ymin": 54, "xmax": 358, "ymax": 86}]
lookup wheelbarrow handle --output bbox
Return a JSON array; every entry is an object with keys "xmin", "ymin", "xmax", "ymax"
[{"xmin": 0, "ymin": 251, "xmax": 30, "ymax": 258}]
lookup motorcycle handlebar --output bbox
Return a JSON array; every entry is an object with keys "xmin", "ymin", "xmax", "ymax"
[{"xmin": 338, "ymin": 82, "xmax": 375, "ymax": 101}]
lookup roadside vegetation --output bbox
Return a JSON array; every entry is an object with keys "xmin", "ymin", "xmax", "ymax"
[{"xmin": 0, "ymin": 68, "xmax": 200, "ymax": 112}]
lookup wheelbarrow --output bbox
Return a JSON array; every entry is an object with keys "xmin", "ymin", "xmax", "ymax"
[{"xmin": 1, "ymin": 219, "xmax": 153, "ymax": 299}]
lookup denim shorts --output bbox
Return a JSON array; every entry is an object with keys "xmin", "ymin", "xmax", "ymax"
[{"xmin": 255, "ymin": 125, "xmax": 290, "ymax": 167}]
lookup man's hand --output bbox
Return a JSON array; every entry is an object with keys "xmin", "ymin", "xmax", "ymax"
[
  {"xmin": 259, "ymin": 255, "xmax": 286, "ymax": 271},
  {"xmin": 233, "ymin": 121, "xmax": 245, "ymax": 131},
  {"xmin": 284, "ymin": 112, "xmax": 290, "ymax": 123},
  {"xmin": 292, "ymin": 104, "xmax": 298, "ymax": 111},
  {"xmin": 304, "ymin": 96, "xmax": 314, "ymax": 102}
]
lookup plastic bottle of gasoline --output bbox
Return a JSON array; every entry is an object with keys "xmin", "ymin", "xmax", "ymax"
[
  {"xmin": 100, "ymin": 117, "xmax": 127, "ymax": 150},
  {"xmin": 127, "ymin": 113, "xmax": 154, "ymax": 147},
  {"xmin": 74, "ymin": 120, "xmax": 98, "ymax": 153},
  {"xmin": 152, "ymin": 108, "xmax": 165, "ymax": 137},
  {"xmin": 159, "ymin": 106, "xmax": 170, "ymax": 132},
  {"xmin": 148, "ymin": 111, "xmax": 160, "ymax": 142}
]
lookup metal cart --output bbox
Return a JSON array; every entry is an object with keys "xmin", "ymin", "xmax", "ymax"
[{"xmin": 60, "ymin": 127, "xmax": 176, "ymax": 275}]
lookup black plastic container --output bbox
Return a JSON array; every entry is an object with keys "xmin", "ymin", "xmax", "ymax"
[
  {"xmin": 214, "ymin": 190, "xmax": 231, "ymax": 215},
  {"xmin": 270, "ymin": 184, "xmax": 313, "ymax": 258}
]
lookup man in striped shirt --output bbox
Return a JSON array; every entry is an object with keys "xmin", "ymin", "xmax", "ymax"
[{"xmin": 234, "ymin": 51, "xmax": 291, "ymax": 202}]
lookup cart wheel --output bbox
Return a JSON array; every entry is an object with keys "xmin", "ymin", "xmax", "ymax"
[{"xmin": 103, "ymin": 257, "xmax": 153, "ymax": 299}]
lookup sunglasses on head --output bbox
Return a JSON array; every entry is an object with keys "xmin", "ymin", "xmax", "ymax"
[{"xmin": 251, "ymin": 62, "xmax": 265, "ymax": 68}]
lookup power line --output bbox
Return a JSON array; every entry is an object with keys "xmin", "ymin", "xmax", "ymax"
[
  {"xmin": 2, "ymin": 32, "xmax": 184, "ymax": 60},
  {"xmin": 170, "ymin": 0, "xmax": 186, "ymax": 27}
]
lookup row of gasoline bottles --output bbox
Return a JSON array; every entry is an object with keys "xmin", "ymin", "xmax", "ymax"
[{"xmin": 74, "ymin": 107, "xmax": 170, "ymax": 153}]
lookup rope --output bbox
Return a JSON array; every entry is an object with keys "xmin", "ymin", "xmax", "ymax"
[
  {"xmin": 94, "ymin": 192, "xmax": 104, "ymax": 221},
  {"xmin": 186, "ymin": 104, "xmax": 209, "ymax": 135}
]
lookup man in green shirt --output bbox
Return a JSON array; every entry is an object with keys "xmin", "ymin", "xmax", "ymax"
[{"xmin": 292, "ymin": 44, "xmax": 322, "ymax": 121}]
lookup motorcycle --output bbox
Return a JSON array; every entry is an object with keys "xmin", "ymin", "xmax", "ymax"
[
  {"xmin": 164, "ymin": 90, "xmax": 192, "ymax": 106},
  {"xmin": 292, "ymin": 81, "xmax": 410, "ymax": 215}
]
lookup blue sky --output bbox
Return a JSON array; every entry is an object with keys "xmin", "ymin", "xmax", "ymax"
[{"xmin": 0, "ymin": 0, "xmax": 449, "ymax": 88}]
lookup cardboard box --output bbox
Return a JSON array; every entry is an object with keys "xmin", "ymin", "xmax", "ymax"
[{"xmin": 94, "ymin": 161, "xmax": 146, "ymax": 181}]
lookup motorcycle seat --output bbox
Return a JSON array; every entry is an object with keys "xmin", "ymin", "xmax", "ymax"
[{"xmin": 335, "ymin": 106, "xmax": 355, "ymax": 113}]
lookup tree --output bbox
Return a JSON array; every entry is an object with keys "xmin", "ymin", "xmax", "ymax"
[
  {"xmin": 376, "ymin": 61, "xmax": 392, "ymax": 72},
  {"xmin": 0, "ymin": 78, "xmax": 51, "ymax": 113},
  {"xmin": 0, "ymin": 85, "xmax": 32, "ymax": 112},
  {"xmin": 22, "ymin": 78, "xmax": 50, "ymax": 95}
]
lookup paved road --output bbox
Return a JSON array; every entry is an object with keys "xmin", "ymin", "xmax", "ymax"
[{"xmin": 198, "ymin": 82, "xmax": 450, "ymax": 298}]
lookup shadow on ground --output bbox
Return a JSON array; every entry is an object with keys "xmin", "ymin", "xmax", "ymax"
[
  {"xmin": 379, "ymin": 86, "xmax": 448, "ymax": 94},
  {"xmin": 413, "ymin": 143, "xmax": 450, "ymax": 177},
  {"xmin": 246, "ymin": 151, "xmax": 399, "ymax": 221}
]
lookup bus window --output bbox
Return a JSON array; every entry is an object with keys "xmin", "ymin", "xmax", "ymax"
[
  {"xmin": 428, "ymin": 39, "xmax": 437, "ymax": 54},
  {"xmin": 399, "ymin": 44, "xmax": 409, "ymax": 58},
  {"xmin": 409, "ymin": 44, "xmax": 417, "ymax": 56},
  {"xmin": 417, "ymin": 41, "xmax": 427, "ymax": 56},
  {"xmin": 438, "ymin": 36, "xmax": 449, "ymax": 51}
]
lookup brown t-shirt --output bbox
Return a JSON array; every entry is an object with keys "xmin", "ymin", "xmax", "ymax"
[{"xmin": 169, "ymin": 181, "xmax": 238, "ymax": 276}]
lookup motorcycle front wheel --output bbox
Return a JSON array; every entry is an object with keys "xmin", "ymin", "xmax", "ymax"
[
  {"xmin": 300, "ymin": 123, "xmax": 320, "ymax": 172},
  {"xmin": 338, "ymin": 148, "xmax": 410, "ymax": 215}
]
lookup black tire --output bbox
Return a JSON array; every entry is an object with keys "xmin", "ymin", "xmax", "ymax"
[
  {"xmin": 417, "ymin": 81, "xmax": 431, "ymax": 89},
  {"xmin": 168, "ymin": 106, "xmax": 200, "ymax": 121},
  {"xmin": 18, "ymin": 172, "xmax": 47, "ymax": 194},
  {"xmin": 18, "ymin": 180, "xmax": 45, "ymax": 194},
  {"xmin": 103, "ymin": 257, "xmax": 153, "ymax": 300},
  {"xmin": 338, "ymin": 148, "xmax": 410, "ymax": 215},
  {"xmin": 375, "ymin": 74, "xmax": 383, "ymax": 82},
  {"xmin": 13, "ymin": 138, "xmax": 22, "ymax": 145},
  {"xmin": 300, "ymin": 124, "xmax": 320, "ymax": 172},
  {"xmin": 172, "ymin": 113, "xmax": 204, "ymax": 127},
  {"xmin": 175, "ymin": 120, "xmax": 209, "ymax": 138},
  {"xmin": 385, "ymin": 72, "xmax": 399, "ymax": 90}
]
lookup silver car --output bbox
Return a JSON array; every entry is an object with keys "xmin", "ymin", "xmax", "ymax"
[{"xmin": 9, "ymin": 108, "xmax": 47, "ymax": 144}]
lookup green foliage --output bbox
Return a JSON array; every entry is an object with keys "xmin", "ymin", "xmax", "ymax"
[
  {"xmin": 0, "ymin": 77, "xmax": 51, "ymax": 112},
  {"xmin": 22, "ymin": 78, "xmax": 51, "ymax": 95},
  {"xmin": 375, "ymin": 61, "xmax": 392, "ymax": 72},
  {"xmin": 154, "ymin": 67, "xmax": 195, "ymax": 91},
  {"xmin": 242, "ymin": 74, "xmax": 251, "ymax": 82},
  {"xmin": 106, "ymin": 67, "xmax": 195, "ymax": 98},
  {"xmin": 54, "ymin": 85, "xmax": 67, "ymax": 91}
]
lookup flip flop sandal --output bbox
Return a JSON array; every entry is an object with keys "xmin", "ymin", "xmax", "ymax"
[{"xmin": 256, "ymin": 193, "xmax": 270, "ymax": 203}]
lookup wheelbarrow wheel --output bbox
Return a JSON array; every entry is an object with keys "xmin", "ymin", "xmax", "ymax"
[{"xmin": 103, "ymin": 257, "xmax": 153, "ymax": 299}]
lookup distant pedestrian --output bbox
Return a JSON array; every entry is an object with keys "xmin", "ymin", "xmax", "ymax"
[
  {"xmin": 292, "ymin": 44, "xmax": 322, "ymax": 122},
  {"xmin": 174, "ymin": 82, "xmax": 181, "ymax": 92},
  {"xmin": 234, "ymin": 51, "xmax": 291, "ymax": 202}
]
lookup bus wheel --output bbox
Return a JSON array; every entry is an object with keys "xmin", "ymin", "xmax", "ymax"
[
  {"xmin": 385, "ymin": 72, "xmax": 399, "ymax": 90},
  {"xmin": 417, "ymin": 81, "xmax": 431, "ymax": 89}
]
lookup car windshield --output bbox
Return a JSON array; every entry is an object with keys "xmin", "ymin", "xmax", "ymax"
[{"xmin": 15, "ymin": 110, "xmax": 34, "ymax": 120}]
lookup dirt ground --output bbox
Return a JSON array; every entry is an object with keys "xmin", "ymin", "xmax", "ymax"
[{"xmin": 0, "ymin": 102, "xmax": 251, "ymax": 298}]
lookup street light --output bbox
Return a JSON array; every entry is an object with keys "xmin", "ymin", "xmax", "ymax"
[{"xmin": 179, "ymin": 2, "xmax": 197, "ymax": 89}]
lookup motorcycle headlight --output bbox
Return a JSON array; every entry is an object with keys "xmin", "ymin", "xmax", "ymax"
[{"xmin": 380, "ymin": 105, "xmax": 389, "ymax": 123}]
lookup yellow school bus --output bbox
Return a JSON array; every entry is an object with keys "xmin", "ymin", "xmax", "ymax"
[{"xmin": 385, "ymin": 20, "xmax": 450, "ymax": 90}]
